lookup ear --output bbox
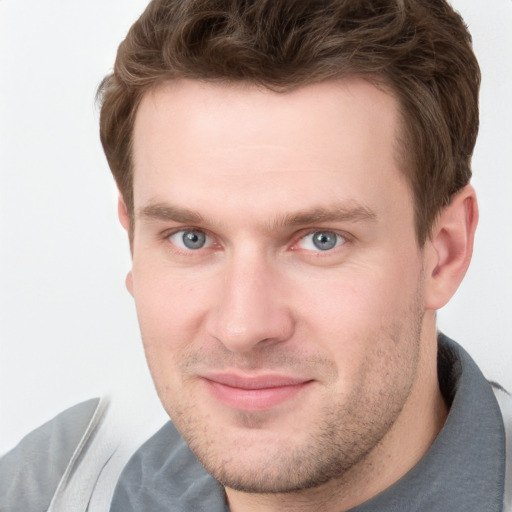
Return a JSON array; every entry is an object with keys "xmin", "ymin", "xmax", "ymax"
[
  {"xmin": 117, "ymin": 193, "xmax": 134, "ymax": 296},
  {"xmin": 424, "ymin": 184, "xmax": 478, "ymax": 310},
  {"xmin": 118, "ymin": 193, "xmax": 130, "ymax": 231},
  {"xmin": 125, "ymin": 269, "xmax": 134, "ymax": 297}
]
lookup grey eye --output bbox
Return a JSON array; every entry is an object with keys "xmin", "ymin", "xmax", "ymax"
[
  {"xmin": 182, "ymin": 230, "xmax": 206, "ymax": 249},
  {"xmin": 298, "ymin": 231, "xmax": 345, "ymax": 251},
  {"xmin": 169, "ymin": 229, "xmax": 209, "ymax": 250},
  {"xmin": 312, "ymin": 232, "xmax": 338, "ymax": 251}
]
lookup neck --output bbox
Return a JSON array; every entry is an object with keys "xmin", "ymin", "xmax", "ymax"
[{"xmin": 226, "ymin": 323, "xmax": 448, "ymax": 512}]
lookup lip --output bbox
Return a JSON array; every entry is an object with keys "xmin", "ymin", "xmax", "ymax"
[{"xmin": 201, "ymin": 372, "xmax": 313, "ymax": 412}]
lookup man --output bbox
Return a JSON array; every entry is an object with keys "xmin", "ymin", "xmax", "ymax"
[{"xmin": 1, "ymin": 0, "xmax": 511, "ymax": 511}]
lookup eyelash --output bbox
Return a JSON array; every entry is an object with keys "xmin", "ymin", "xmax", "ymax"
[
  {"xmin": 163, "ymin": 228, "xmax": 216, "ymax": 253},
  {"xmin": 161, "ymin": 227, "xmax": 351, "ymax": 255},
  {"xmin": 292, "ymin": 230, "xmax": 348, "ymax": 253}
]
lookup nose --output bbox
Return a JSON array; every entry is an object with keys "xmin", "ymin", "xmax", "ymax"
[{"xmin": 206, "ymin": 249, "xmax": 295, "ymax": 353}]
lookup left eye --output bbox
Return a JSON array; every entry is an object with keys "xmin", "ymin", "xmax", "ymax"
[
  {"xmin": 298, "ymin": 231, "xmax": 345, "ymax": 251},
  {"xmin": 168, "ymin": 229, "xmax": 211, "ymax": 250}
]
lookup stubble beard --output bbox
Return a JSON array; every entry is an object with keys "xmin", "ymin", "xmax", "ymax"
[{"xmin": 162, "ymin": 302, "xmax": 424, "ymax": 495}]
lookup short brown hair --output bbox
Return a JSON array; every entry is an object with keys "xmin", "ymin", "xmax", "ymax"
[{"xmin": 98, "ymin": 0, "xmax": 480, "ymax": 245}]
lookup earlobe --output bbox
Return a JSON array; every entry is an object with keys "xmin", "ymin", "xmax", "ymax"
[
  {"xmin": 118, "ymin": 193, "xmax": 130, "ymax": 231},
  {"xmin": 424, "ymin": 185, "xmax": 479, "ymax": 310},
  {"xmin": 126, "ymin": 270, "xmax": 134, "ymax": 297}
]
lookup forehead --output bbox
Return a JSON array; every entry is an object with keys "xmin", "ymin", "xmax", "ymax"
[{"xmin": 131, "ymin": 78, "xmax": 409, "ymax": 225}]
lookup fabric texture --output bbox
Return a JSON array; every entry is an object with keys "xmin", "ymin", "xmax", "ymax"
[
  {"xmin": 1, "ymin": 335, "xmax": 509, "ymax": 511},
  {"xmin": 347, "ymin": 334, "xmax": 506, "ymax": 511},
  {"xmin": 0, "ymin": 398, "xmax": 100, "ymax": 512},
  {"xmin": 496, "ymin": 386, "xmax": 512, "ymax": 511},
  {"xmin": 109, "ymin": 334, "xmax": 507, "ymax": 512},
  {"xmin": 110, "ymin": 420, "xmax": 228, "ymax": 512}
]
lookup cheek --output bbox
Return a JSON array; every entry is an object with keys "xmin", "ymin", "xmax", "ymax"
[
  {"xmin": 133, "ymin": 258, "xmax": 210, "ymax": 329},
  {"xmin": 295, "ymin": 254, "xmax": 423, "ymax": 358},
  {"xmin": 130, "ymin": 268, "xmax": 210, "ymax": 412},
  {"xmin": 130, "ymin": 263, "xmax": 212, "ymax": 377}
]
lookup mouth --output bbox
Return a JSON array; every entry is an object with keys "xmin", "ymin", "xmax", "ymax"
[{"xmin": 201, "ymin": 372, "xmax": 314, "ymax": 412}]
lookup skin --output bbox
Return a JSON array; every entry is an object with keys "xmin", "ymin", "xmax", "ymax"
[{"xmin": 120, "ymin": 78, "xmax": 477, "ymax": 512}]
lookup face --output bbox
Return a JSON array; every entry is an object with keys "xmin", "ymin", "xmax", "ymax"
[{"xmin": 128, "ymin": 78, "xmax": 428, "ymax": 493}]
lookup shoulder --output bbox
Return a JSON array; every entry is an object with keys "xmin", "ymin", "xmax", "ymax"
[
  {"xmin": 110, "ymin": 420, "xmax": 226, "ymax": 512},
  {"xmin": 492, "ymin": 385, "xmax": 512, "ymax": 512},
  {"xmin": 493, "ymin": 383, "xmax": 512, "ymax": 443},
  {"xmin": 0, "ymin": 398, "xmax": 103, "ymax": 512}
]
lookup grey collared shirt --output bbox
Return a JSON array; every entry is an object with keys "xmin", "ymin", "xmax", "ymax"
[{"xmin": 110, "ymin": 334, "xmax": 506, "ymax": 511}]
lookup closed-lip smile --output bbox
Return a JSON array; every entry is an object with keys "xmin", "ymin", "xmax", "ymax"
[{"xmin": 201, "ymin": 372, "xmax": 314, "ymax": 411}]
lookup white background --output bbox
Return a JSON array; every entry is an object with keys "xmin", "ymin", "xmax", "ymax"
[{"xmin": 0, "ymin": 0, "xmax": 511, "ymax": 455}]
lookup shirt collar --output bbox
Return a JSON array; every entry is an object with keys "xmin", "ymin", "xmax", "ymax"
[
  {"xmin": 111, "ymin": 334, "xmax": 505, "ymax": 512},
  {"xmin": 349, "ymin": 334, "xmax": 505, "ymax": 511}
]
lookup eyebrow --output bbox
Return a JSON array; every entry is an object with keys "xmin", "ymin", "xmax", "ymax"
[
  {"xmin": 138, "ymin": 201, "xmax": 377, "ymax": 229},
  {"xmin": 139, "ymin": 203, "xmax": 205, "ymax": 224},
  {"xmin": 276, "ymin": 204, "xmax": 377, "ymax": 228}
]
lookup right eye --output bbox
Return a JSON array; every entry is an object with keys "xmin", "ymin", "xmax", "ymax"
[
  {"xmin": 296, "ymin": 230, "xmax": 346, "ymax": 252},
  {"xmin": 168, "ymin": 229, "xmax": 211, "ymax": 250}
]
